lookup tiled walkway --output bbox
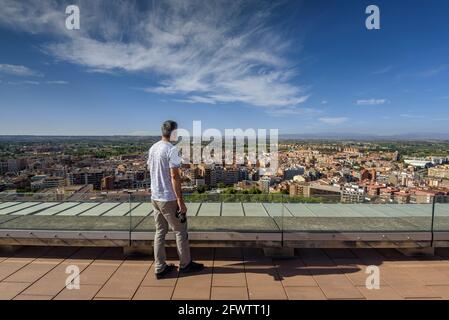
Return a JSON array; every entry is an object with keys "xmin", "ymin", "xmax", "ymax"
[{"xmin": 2, "ymin": 246, "xmax": 449, "ymax": 300}]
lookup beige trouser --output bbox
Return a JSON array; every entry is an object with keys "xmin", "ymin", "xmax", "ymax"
[{"xmin": 152, "ymin": 200, "xmax": 191, "ymax": 273}]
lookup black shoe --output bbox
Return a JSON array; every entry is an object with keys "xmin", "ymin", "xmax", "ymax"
[
  {"xmin": 155, "ymin": 264, "xmax": 176, "ymax": 279},
  {"xmin": 179, "ymin": 261, "xmax": 204, "ymax": 274}
]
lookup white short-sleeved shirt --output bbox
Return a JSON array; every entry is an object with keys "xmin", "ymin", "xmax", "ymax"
[{"xmin": 147, "ymin": 140, "xmax": 182, "ymax": 202}]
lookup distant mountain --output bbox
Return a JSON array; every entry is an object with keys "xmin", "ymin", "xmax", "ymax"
[
  {"xmin": 0, "ymin": 132, "xmax": 448, "ymax": 142},
  {"xmin": 0, "ymin": 135, "xmax": 160, "ymax": 142},
  {"xmin": 279, "ymin": 132, "xmax": 449, "ymax": 141}
]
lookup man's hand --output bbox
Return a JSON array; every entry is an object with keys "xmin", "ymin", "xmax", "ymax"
[
  {"xmin": 177, "ymin": 199, "xmax": 187, "ymax": 215},
  {"xmin": 171, "ymin": 167, "xmax": 187, "ymax": 214}
]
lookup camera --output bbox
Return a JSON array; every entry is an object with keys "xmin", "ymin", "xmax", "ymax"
[{"xmin": 176, "ymin": 210, "xmax": 187, "ymax": 223}]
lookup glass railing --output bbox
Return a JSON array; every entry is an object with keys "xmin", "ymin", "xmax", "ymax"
[
  {"xmin": 433, "ymin": 195, "xmax": 449, "ymax": 233},
  {"xmin": 129, "ymin": 193, "xmax": 284, "ymax": 243},
  {"xmin": 283, "ymin": 194, "xmax": 433, "ymax": 234},
  {"xmin": 0, "ymin": 191, "xmax": 441, "ymax": 245},
  {"xmin": 0, "ymin": 192, "xmax": 132, "ymax": 245}
]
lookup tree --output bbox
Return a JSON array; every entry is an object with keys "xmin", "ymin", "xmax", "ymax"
[{"xmin": 217, "ymin": 182, "xmax": 226, "ymax": 189}]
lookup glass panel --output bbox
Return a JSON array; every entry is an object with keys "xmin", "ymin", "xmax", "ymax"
[
  {"xmin": 282, "ymin": 194, "xmax": 433, "ymax": 234},
  {"xmin": 0, "ymin": 192, "xmax": 60, "ymax": 229},
  {"xmin": 0, "ymin": 191, "xmax": 435, "ymax": 247},
  {"xmin": 130, "ymin": 193, "xmax": 283, "ymax": 241},
  {"xmin": 128, "ymin": 193, "xmax": 155, "ymax": 240},
  {"xmin": 0, "ymin": 192, "xmax": 131, "ymax": 245},
  {"xmin": 434, "ymin": 195, "xmax": 449, "ymax": 233}
]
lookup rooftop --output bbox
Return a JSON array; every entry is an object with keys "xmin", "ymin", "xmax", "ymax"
[
  {"xmin": 1, "ymin": 196, "xmax": 449, "ymax": 300},
  {"xmin": 2, "ymin": 246, "xmax": 449, "ymax": 300}
]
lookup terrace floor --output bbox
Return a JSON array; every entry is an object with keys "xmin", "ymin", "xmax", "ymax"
[{"xmin": 2, "ymin": 246, "xmax": 449, "ymax": 300}]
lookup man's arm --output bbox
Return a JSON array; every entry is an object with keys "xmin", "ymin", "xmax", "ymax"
[{"xmin": 170, "ymin": 167, "xmax": 187, "ymax": 214}]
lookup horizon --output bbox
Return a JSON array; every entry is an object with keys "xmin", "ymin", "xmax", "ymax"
[
  {"xmin": 1, "ymin": 131, "xmax": 449, "ymax": 141},
  {"xmin": 1, "ymin": 0, "xmax": 449, "ymax": 135}
]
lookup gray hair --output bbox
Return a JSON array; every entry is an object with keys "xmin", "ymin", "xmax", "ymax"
[{"xmin": 161, "ymin": 120, "xmax": 178, "ymax": 138}]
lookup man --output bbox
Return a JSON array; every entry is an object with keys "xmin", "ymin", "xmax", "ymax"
[{"xmin": 147, "ymin": 120, "xmax": 204, "ymax": 279}]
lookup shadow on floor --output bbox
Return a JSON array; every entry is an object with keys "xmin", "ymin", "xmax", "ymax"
[{"xmin": 1, "ymin": 246, "xmax": 446, "ymax": 282}]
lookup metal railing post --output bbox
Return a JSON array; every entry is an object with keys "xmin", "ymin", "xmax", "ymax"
[
  {"xmin": 431, "ymin": 195, "xmax": 436, "ymax": 247},
  {"xmin": 281, "ymin": 194, "xmax": 284, "ymax": 247},
  {"xmin": 128, "ymin": 191, "xmax": 132, "ymax": 247}
]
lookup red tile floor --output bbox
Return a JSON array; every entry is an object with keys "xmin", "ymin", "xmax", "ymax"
[{"xmin": 2, "ymin": 246, "xmax": 449, "ymax": 300}]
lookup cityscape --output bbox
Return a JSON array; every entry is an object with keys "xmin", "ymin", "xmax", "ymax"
[{"xmin": 1, "ymin": 136, "xmax": 448, "ymax": 204}]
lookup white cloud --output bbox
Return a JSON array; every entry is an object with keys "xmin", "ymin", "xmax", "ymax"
[
  {"xmin": 0, "ymin": 0, "xmax": 309, "ymax": 109},
  {"xmin": 420, "ymin": 65, "xmax": 447, "ymax": 77},
  {"xmin": 0, "ymin": 64, "xmax": 43, "ymax": 77},
  {"xmin": 5, "ymin": 79, "xmax": 68, "ymax": 85},
  {"xmin": 372, "ymin": 66, "xmax": 393, "ymax": 75},
  {"xmin": 400, "ymin": 114, "xmax": 425, "ymax": 119},
  {"xmin": 356, "ymin": 99, "xmax": 389, "ymax": 106},
  {"xmin": 267, "ymin": 106, "xmax": 320, "ymax": 117},
  {"xmin": 7, "ymin": 80, "xmax": 40, "ymax": 85},
  {"xmin": 318, "ymin": 117, "xmax": 348, "ymax": 125},
  {"xmin": 174, "ymin": 96, "xmax": 217, "ymax": 105},
  {"xmin": 45, "ymin": 80, "xmax": 68, "ymax": 85}
]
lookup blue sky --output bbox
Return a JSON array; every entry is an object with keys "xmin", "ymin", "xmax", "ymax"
[{"xmin": 0, "ymin": 0, "xmax": 448, "ymax": 135}]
